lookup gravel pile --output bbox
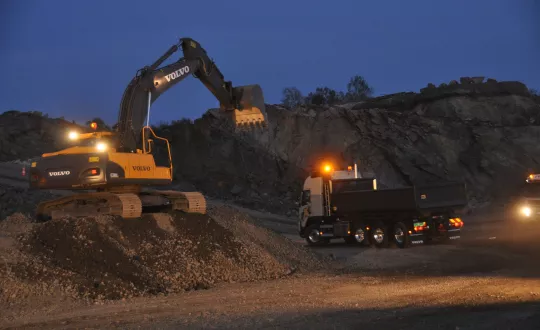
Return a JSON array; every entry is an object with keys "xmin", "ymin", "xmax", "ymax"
[
  {"xmin": 0, "ymin": 205, "xmax": 326, "ymax": 304},
  {"xmin": 0, "ymin": 185, "xmax": 60, "ymax": 220}
]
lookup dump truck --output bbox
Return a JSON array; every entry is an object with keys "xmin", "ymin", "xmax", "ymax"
[{"xmin": 298, "ymin": 162, "xmax": 467, "ymax": 248}]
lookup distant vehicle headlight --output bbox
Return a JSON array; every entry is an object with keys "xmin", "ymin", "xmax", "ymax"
[
  {"xmin": 521, "ymin": 206, "xmax": 532, "ymax": 217},
  {"xmin": 68, "ymin": 131, "xmax": 79, "ymax": 140}
]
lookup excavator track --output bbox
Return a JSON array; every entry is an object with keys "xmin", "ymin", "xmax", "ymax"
[
  {"xmin": 148, "ymin": 190, "xmax": 207, "ymax": 214},
  {"xmin": 36, "ymin": 192, "xmax": 143, "ymax": 221},
  {"xmin": 35, "ymin": 190, "xmax": 206, "ymax": 221}
]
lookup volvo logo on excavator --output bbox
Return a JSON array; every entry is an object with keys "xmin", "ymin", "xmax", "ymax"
[
  {"xmin": 48, "ymin": 170, "xmax": 71, "ymax": 177},
  {"xmin": 132, "ymin": 166, "xmax": 151, "ymax": 171},
  {"xmin": 164, "ymin": 66, "xmax": 190, "ymax": 82}
]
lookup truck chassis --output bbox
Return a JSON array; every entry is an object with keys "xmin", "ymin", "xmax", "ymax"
[{"xmin": 300, "ymin": 213, "xmax": 463, "ymax": 248}]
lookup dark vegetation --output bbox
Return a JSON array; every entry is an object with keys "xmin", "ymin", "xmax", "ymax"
[{"xmin": 281, "ymin": 74, "xmax": 374, "ymax": 108}]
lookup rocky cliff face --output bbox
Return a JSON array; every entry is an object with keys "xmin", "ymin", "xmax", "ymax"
[
  {"xmin": 1, "ymin": 78, "xmax": 539, "ymax": 215},
  {"xmin": 204, "ymin": 78, "xmax": 540, "ymax": 209},
  {"xmin": 150, "ymin": 119, "xmax": 306, "ymax": 214}
]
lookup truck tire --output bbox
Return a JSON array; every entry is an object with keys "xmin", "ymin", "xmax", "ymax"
[
  {"xmin": 370, "ymin": 221, "xmax": 389, "ymax": 248},
  {"xmin": 344, "ymin": 224, "xmax": 369, "ymax": 246},
  {"xmin": 393, "ymin": 222, "xmax": 411, "ymax": 248},
  {"xmin": 305, "ymin": 225, "xmax": 330, "ymax": 246}
]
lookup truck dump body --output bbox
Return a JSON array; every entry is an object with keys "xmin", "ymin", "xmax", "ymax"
[
  {"xmin": 415, "ymin": 182, "xmax": 468, "ymax": 210},
  {"xmin": 332, "ymin": 182, "xmax": 467, "ymax": 214}
]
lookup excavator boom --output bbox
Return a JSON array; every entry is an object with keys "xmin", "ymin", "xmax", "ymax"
[{"xmin": 117, "ymin": 37, "xmax": 267, "ymax": 151}]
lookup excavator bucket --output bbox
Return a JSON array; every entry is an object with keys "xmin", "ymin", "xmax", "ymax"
[{"xmin": 231, "ymin": 84, "xmax": 268, "ymax": 128}]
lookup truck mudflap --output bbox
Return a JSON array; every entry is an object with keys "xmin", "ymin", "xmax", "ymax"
[
  {"xmin": 407, "ymin": 230, "xmax": 461, "ymax": 245},
  {"xmin": 409, "ymin": 232, "xmax": 427, "ymax": 245},
  {"xmin": 423, "ymin": 217, "xmax": 463, "ymax": 243},
  {"xmin": 409, "ymin": 217, "xmax": 463, "ymax": 245},
  {"xmin": 446, "ymin": 228, "xmax": 462, "ymax": 240}
]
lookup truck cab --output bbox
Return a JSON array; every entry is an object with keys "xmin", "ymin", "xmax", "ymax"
[{"xmin": 298, "ymin": 163, "xmax": 377, "ymax": 245}]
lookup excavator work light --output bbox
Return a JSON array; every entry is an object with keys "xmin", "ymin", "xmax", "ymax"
[
  {"xmin": 68, "ymin": 131, "xmax": 79, "ymax": 140},
  {"xmin": 96, "ymin": 142, "xmax": 107, "ymax": 152}
]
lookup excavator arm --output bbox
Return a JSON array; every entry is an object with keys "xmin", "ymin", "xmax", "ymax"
[{"xmin": 116, "ymin": 37, "xmax": 266, "ymax": 151}]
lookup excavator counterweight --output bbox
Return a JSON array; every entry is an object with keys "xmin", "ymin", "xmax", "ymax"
[{"xmin": 29, "ymin": 37, "xmax": 267, "ymax": 221}]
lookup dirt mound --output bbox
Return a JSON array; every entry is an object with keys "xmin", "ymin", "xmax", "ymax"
[
  {"xmin": 208, "ymin": 205, "xmax": 325, "ymax": 271},
  {"xmin": 1, "ymin": 206, "xmax": 325, "ymax": 304},
  {"xmin": 0, "ymin": 184, "xmax": 60, "ymax": 220}
]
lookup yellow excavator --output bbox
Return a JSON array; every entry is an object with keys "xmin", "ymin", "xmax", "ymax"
[{"xmin": 28, "ymin": 37, "xmax": 267, "ymax": 221}]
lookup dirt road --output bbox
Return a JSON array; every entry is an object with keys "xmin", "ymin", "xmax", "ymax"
[{"xmin": 3, "ymin": 210, "xmax": 540, "ymax": 330}]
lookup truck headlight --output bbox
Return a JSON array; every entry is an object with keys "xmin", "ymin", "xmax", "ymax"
[{"xmin": 521, "ymin": 206, "xmax": 532, "ymax": 217}]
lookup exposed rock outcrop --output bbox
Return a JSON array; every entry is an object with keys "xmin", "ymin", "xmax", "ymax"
[{"xmin": 204, "ymin": 79, "xmax": 540, "ymax": 208}]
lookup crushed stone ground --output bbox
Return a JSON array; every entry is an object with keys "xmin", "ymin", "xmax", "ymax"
[{"xmin": 0, "ymin": 205, "xmax": 327, "ymax": 308}]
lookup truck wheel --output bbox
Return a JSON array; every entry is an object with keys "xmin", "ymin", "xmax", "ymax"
[
  {"xmin": 344, "ymin": 227, "xmax": 367, "ymax": 245},
  {"xmin": 370, "ymin": 221, "xmax": 388, "ymax": 248},
  {"xmin": 305, "ymin": 225, "xmax": 329, "ymax": 246},
  {"xmin": 393, "ymin": 222, "xmax": 411, "ymax": 249}
]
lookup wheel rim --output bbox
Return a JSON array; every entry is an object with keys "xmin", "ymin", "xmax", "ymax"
[
  {"xmin": 394, "ymin": 227, "xmax": 405, "ymax": 244},
  {"xmin": 373, "ymin": 228, "xmax": 384, "ymax": 244},
  {"xmin": 308, "ymin": 229, "xmax": 321, "ymax": 243},
  {"xmin": 354, "ymin": 228, "xmax": 365, "ymax": 243}
]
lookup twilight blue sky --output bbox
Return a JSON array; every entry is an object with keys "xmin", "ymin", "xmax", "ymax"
[{"xmin": 1, "ymin": 0, "xmax": 539, "ymax": 125}]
